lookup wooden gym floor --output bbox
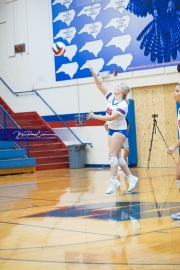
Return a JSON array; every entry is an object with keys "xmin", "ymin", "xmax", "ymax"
[{"xmin": 0, "ymin": 167, "xmax": 180, "ymax": 270}]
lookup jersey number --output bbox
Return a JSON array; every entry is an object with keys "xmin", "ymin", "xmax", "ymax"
[{"xmin": 106, "ymin": 107, "xmax": 113, "ymax": 115}]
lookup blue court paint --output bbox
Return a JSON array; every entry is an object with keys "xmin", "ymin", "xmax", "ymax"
[{"xmin": 23, "ymin": 201, "xmax": 179, "ymax": 221}]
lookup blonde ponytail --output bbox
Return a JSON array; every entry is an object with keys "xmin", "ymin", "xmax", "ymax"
[{"xmin": 121, "ymin": 83, "xmax": 130, "ymax": 104}]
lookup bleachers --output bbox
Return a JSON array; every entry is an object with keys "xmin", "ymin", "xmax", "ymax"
[
  {"xmin": 0, "ymin": 140, "xmax": 36, "ymax": 175},
  {"xmin": 0, "ymin": 97, "xmax": 69, "ymax": 171}
]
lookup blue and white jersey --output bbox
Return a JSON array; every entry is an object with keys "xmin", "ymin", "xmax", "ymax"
[
  {"xmin": 105, "ymin": 91, "xmax": 128, "ymax": 130},
  {"xmin": 178, "ymin": 107, "xmax": 180, "ymax": 138}
]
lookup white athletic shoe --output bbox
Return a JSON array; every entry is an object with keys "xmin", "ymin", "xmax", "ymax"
[
  {"xmin": 171, "ymin": 212, "xmax": 180, "ymax": 220},
  {"xmin": 106, "ymin": 179, "xmax": 120, "ymax": 194},
  {"xmin": 127, "ymin": 175, "xmax": 138, "ymax": 192}
]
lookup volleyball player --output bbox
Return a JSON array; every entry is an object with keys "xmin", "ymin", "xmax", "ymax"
[
  {"xmin": 167, "ymin": 83, "xmax": 180, "ymax": 220},
  {"xmin": 87, "ymin": 64, "xmax": 138, "ymax": 194}
]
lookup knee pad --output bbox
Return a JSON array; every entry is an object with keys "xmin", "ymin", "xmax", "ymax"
[
  {"xmin": 109, "ymin": 156, "xmax": 118, "ymax": 166},
  {"xmin": 118, "ymin": 157, "xmax": 126, "ymax": 166}
]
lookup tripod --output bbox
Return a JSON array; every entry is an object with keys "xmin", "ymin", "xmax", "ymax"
[
  {"xmin": 146, "ymin": 114, "xmax": 177, "ymax": 217},
  {"xmin": 147, "ymin": 114, "xmax": 177, "ymax": 170}
]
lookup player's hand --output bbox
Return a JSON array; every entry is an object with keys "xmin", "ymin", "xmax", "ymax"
[
  {"xmin": 167, "ymin": 145, "xmax": 177, "ymax": 155},
  {"xmin": 87, "ymin": 62, "xmax": 94, "ymax": 74},
  {"xmin": 86, "ymin": 110, "xmax": 96, "ymax": 119}
]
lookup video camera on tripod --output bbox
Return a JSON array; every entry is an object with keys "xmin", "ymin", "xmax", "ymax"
[{"xmin": 152, "ymin": 114, "xmax": 158, "ymax": 123}]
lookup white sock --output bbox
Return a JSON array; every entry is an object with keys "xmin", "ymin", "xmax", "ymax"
[
  {"xmin": 111, "ymin": 177, "xmax": 116, "ymax": 182},
  {"xmin": 127, "ymin": 174, "xmax": 132, "ymax": 179}
]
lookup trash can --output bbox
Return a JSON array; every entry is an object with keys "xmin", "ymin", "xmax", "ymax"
[{"xmin": 68, "ymin": 144, "xmax": 86, "ymax": 168}]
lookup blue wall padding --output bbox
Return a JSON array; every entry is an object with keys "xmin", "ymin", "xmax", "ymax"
[{"xmin": 127, "ymin": 99, "xmax": 138, "ymax": 166}]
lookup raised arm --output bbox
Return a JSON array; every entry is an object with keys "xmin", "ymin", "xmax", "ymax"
[{"xmin": 88, "ymin": 64, "xmax": 108, "ymax": 96}]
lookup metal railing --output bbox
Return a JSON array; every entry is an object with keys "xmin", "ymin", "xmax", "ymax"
[
  {"xmin": 0, "ymin": 77, "xmax": 91, "ymax": 146},
  {"xmin": 0, "ymin": 105, "xmax": 29, "ymax": 157}
]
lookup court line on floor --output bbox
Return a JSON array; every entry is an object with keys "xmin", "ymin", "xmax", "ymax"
[
  {"xmin": 0, "ymin": 220, "xmax": 179, "ymax": 251},
  {"xmin": 0, "ymin": 257, "xmax": 179, "ymax": 266}
]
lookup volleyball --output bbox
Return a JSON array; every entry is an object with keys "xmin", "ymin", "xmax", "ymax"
[{"xmin": 52, "ymin": 42, "xmax": 66, "ymax": 56}]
